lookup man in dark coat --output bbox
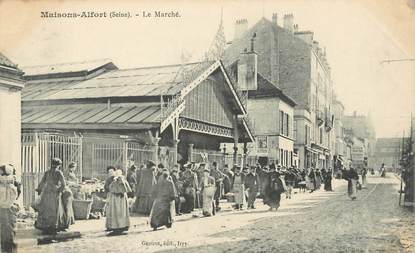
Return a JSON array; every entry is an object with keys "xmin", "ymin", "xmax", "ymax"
[
  {"xmin": 245, "ymin": 166, "xmax": 260, "ymax": 209},
  {"xmin": 171, "ymin": 164, "xmax": 183, "ymax": 215},
  {"xmin": 210, "ymin": 162, "xmax": 224, "ymax": 211},
  {"xmin": 284, "ymin": 167, "xmax": 296, "ymax": 199},
  {"xmin": 222, "ymin": 165, "xmax": 234, "ymax": 195},
  {"xmin": 126, "ymin": 165, "xmax": 137, "ymax": 198}
]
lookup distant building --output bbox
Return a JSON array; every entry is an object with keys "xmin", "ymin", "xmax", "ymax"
[
  {"xmin": 332, "ymin": 97, "xmax": 347, "ymax": 171},
  {"xmin": 373, "ymin": 137, "xmax": 409, "ymax": 171},
  {"xmin": 343, "ymin": 111, "xmax": 376, "ymax": 168},
  {"xmin": 0, "ymin": 53, "xmax": 24, "ymax": 177}
]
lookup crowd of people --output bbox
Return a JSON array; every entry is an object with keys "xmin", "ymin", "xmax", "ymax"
[{"xmin": 25, "ymin": 158, "xmax": 344, "ymax": 238}]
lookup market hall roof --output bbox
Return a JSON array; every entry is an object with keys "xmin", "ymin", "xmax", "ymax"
[
  {"xmin": 22, "ymin": 59, "xmax": 117, "ymax": 79},
  {"xmin": 22, "ymin": 103, "xmax": 162, "ymax": 130}
]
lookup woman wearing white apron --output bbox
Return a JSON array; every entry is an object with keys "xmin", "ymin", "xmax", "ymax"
[{"xmin": 200, "ymin": 167, "xmax": 216, "ymax": 217}]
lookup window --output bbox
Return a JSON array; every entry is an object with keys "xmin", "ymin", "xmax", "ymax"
[
  {"xmin": 279, "ymin": 110, "xmax": 284, "ymax": 135},
  {"xmin": 305, "ymin": 125, "xmax": 309, "ymax": 145},
  {"xmin": 293, "ymin": 121, "xmax": 297, "ymax": 140},
  {"xmin": 290, "ymin": 151, "xmax": 293, "ymax": 166},
  {"xmin": 285, "ymin": 113, "xmax": 289, "ymax": 137},
  {"xmin": 320, "ymin": 127, "xmax": 323, "ymax": 144}
]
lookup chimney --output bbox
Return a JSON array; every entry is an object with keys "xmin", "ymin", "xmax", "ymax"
[
  {"xmin": 272, "ymin": 13, "xmax": 278, "ymax": 25},
  {"xmin": 238, "ymin": 37, "xmax": 258, "ymax": 91},
  {"xmin": 283, "ymin": 14, "xmax": 294, "ymax": 32},
  {"xmin": 234, "ymin": 19, "xmax": 248, "ymax": 40},
  {"xmin": 294, "ymin": 24, "xmax": 299, "ymax": 32},
  {"xmin": 294, "ymin": 31, "xmax": 314, "ymax": 45}
]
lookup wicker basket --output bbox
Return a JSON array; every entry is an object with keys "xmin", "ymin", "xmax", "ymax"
[{"xmin": 73, "ymin": 199, "xmax": 92, "ymax": 220}]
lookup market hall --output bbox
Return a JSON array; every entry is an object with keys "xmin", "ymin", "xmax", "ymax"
[{"xmin": 20, "ymin": 59, "xmax": 254, "ymax": 209}]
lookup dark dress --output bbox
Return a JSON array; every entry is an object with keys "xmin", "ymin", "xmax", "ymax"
[
  {"xmin": 150, "ymin": 176, "xmax": 176, "ymax": 229},
  {"xmin": 180, "ymin": 170, "xmax": 199, "ymax": 213},
  {"xmin": 264, "ymin": 171, "xmax": 283, "ymax": 209},
  {"xmin": 133, "ymin": 168, "xmax": 156, "ymax": 214},
  {"xmin": 35, "ymin": 169, "xmax": 75, "ymax": 234}
]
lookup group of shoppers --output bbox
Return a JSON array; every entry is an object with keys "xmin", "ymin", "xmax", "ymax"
[{"xmin": 30, "ymin": 157, "xmax": 342, "ymax": 238}]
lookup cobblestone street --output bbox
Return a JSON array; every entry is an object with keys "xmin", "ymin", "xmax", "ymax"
[{"xmin": 20, "ymin": 174, "xmax": 414, "ymax": 253}]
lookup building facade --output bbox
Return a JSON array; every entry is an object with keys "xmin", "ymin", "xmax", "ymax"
[
  {"xmin": 224, "ymin": 14, "xmax": 334, "ymax": 170},
  {"xmin": 343, "ymin": 111, "xmax": 376, "ymax": 168},
  {"xmin": 0, "ymin": 53, "xmax": 24, "ymax": 178},
  {"xmin": 373, "ymin": 137, "xmax": 408, "ymax": 171}
]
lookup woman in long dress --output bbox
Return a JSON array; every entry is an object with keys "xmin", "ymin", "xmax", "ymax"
[
  {"xmin": 35, "ymin": 158, "xmax": 75, "ymax": 234},
  {"xmin": 306, "ymin": 168, "xmax": 316, "ymax": 193},
  {"xmin": 346, "ymin": 167, "xmax": 359, "ymax": 200},
  {"xmin": 264, "ymin": 166, "xmax": 284, "ymax": 211},
  {"xmin": 232, "ymin": 166, "xmax": 246, "ymax": 210},
  {"xmin": 150, "ymin": 168, "xmax": 176, "ymax": 230},
  {"xmin": 200, "ymin": 167, "xmax": 216, "ymax": 217},
  {"xmin": 104, "ymin": 167, "xmax": 131, "ymax": 235}
]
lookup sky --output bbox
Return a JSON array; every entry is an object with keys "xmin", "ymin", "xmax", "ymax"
[{"xmin": 0, "ymin": 0, "xmax": 414, "ymax": 138}]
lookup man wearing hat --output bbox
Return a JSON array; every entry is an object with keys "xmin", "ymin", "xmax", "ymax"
[
  {"xmin": 245, "ymin": 166, "xmax": 260, "ymax": 209},
  {"xmin": 210, "ymin": 162, "xmax": 225, "ymax": 212},
  {"xmin": 133, "ymin": 160, "xmax": 157, "ymax": 214},
  {"xmin": 171, "ymin": 164, "xmax": 183, "ymax": 215},
  {"xmin": 180, "ymin": 162, "xmax": 199, "ymax": 213}
]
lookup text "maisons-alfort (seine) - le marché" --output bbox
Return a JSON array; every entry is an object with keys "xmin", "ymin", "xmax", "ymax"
[{"xmin": 40, "ymin": 11, "xmax": 181, "ymax": 18}]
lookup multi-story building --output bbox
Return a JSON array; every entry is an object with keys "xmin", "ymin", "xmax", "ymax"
[
  {"xmin": 373, "ymin": 137, "xmax": 409, "ymax": 171},
  {"xmin": 222, "ymin": 27, "xmax": 297, "ymax": 167},
  {"xmin": 332, "ymin": 96, "xmax": 347, "ymax": 172},
  {"xmin": 343, "ymin": 111, "xmax": 376, "ymax": 168},
  {"xmin": 224, "ymin": 14, "xmax": 334, "ymax": 170}
]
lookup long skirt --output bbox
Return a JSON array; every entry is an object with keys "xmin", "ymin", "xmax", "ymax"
[
  {"xmin": 181, "ymin": 188, "xmax": 196, "ymax": 213},
  {"xmin": 362, "ymin": 176, "xmax": 367, "ymax": 188},
  {"xmin": 286, "ymin": 185, "xmax": 293, "ymax": 198},
  {"xmin": 348, "ymin": 179, "xmax": 357, "ymax": 199},
  {"xmin": 264, "ymin": 191, "xmax": 281, "ymax": 209},
  {"xmin": 134, "ymin": 194, "xmax": 153, "ymax": 215},
  {"xmin": 150, "ymin": 198, "xmax": 175, "ymax": 229},
  {"xmin": 315, "ymin": 177, "xmax": 321, "ymax": 189},
  {"xmin": 247, "ymin": 186, "xmax": 258, "ymax": 207},
  {"xmin": 232, "ymin": 183, "xmax": 246, "ymax": 206},
  {"xmin": 0, "ymin": 207, "xmax": 17, "ymax": 253},
  {"xmin": 106, "ymin": 193, "xmax": 130, "ymax": 231},
  {"xmin": 35, "ymin": 190, "xmax": 68, "ymax": 233},
  {"xmin": 61, "ymin": 188, "xmax": 75, "ymax": 227},
  {"xmin": 305, "ymin": 176, "xmax": 314, "ymax": 190},
  {"xmin": 202, "ymin": 186, "xmax": 216, "ymax": 216}
]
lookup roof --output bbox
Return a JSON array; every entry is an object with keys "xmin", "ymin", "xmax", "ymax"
[
  {"xmin": 0, "ymin": 53, "xmax": 18, "ymax": 68},
  {"xmin": 22, "ymin": 59, "xmax": 115, "ymax": 77},
  {"xmin": 24, "ymin": 62, "xmax": 205, "ymax": 101},
  {"xmin": 22, "ymin": 102, "xmax": 161, "ymax": 129},
  {"xmin": 248, "ymin": 73, "xmax": 296, "ymax": 106},
  {"xmin": 23, "ymin": 79, "xmax": 82, "ymax": 101}
]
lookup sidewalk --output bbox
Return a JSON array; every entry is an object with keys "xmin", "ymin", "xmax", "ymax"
[{"xmin": 15, "ymin": 179, "xmax": 347, "ymax": 247}]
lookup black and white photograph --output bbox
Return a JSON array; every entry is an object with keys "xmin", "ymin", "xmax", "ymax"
[{"xmin": 0, "ymin": 0, "xmax": 414, "ymax": 252}]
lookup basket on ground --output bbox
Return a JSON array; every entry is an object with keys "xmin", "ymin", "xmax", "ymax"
[{"xmin": 73, "ymin": 199, "xmax": 93, "ymax": 220}]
